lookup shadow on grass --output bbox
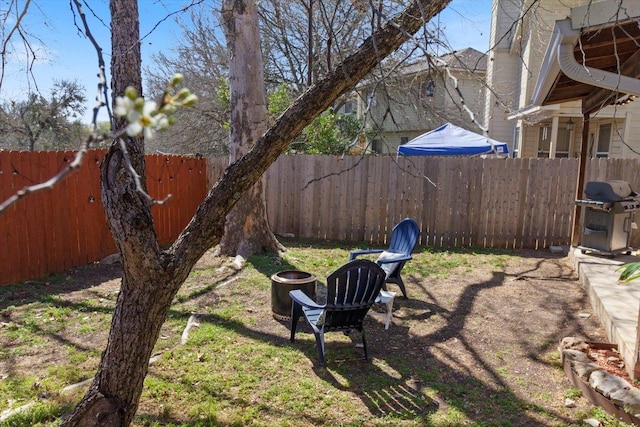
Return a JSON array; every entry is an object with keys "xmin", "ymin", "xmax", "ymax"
[
  {"xmin": 0, "ymin": 262, "xmax": 122, "ymax": 312},
  {"xmin": 210, "ymin": 242, "xmax": 590, "ymax": 425},
  {"xmin": 2, "ymin": 238, "xmax": 599, "ymax": 426},
  {"xmin": 309, "ymin": 270, "xmax": 581, "ymax": 425},
  {"xmin": 145, "ymin": 262, "xmax": 585, "ymax": 425}
]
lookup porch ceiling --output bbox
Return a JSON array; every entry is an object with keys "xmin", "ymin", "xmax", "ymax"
[
  {"xmin": 532, "ymin": 0, "xmax": 640, "ymax": 113},
  {"xmin": 543, "ymin": 20, "xmax": 640, "ymax": 105}
]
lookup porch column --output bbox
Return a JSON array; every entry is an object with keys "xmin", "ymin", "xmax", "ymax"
[
  {"xmin": 549, "ymin": 115, "xmax": 560, "ymax": 158},
  {"xmin": 571, "ymin": 113, "xmax": 590, "ymax": 246}
]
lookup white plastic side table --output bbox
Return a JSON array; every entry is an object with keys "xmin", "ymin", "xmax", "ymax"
[{"xmin": 375, "ymin": 290, "xmax": 396, "ymax": 329}]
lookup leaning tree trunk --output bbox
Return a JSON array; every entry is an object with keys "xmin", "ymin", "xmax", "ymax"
[
  {"xmin": 63, "ymin": 0, "xmax": 450, "ymax": 425},
  {"xmin": 217, "ymin": 0, "xmax": 282, "ymax": 258}
]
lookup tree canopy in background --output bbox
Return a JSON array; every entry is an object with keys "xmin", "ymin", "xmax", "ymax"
[
  {"xmin": 146, "ymin": 0, "xmax": 374, "ymax": 157},
  {"xmin": 0, "ymin": 79, "xmax": 89, "ymax": 151},
  {"xmin": 144, "ymin": 0, "xmax": 454, "ymax": 157}
]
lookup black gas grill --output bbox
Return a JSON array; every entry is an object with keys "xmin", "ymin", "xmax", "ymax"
[{"xmin": 575, "ymin": 180, "xmax": 639, "ymax": 256}]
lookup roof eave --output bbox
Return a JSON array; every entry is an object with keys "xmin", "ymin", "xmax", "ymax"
[
  {"xmin": 507, "ymin": 104, "xmax": 560, "ymax": 122},
  {"xmin": 531, "ymin": 19, "xmax": 577, "ymax": 106},
  {"xmin": 532, "ymin": 1, "xmax": 640, "ymax": 107}
]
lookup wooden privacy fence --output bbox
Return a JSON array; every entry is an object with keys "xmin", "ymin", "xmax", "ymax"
[
  {"xmin": 0, "ymin": 149, "xmax": 207, "ymax": 287},
  {"xmin": 4, "ymin": 152, "xmax": 640, "ymax": 286},
  {"xmin": 209, "ymin": 155, "xmax": 640, "ymax": 249}
]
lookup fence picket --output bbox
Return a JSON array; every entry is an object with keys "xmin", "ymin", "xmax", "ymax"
[
  {"xmin": 424, "ymin": 160, "xmax": 437, "ymax": 246},
  {"xmin": 348, "ymin": 156, "xmax": 365, "ymax": 242},
  {"xmin": 362, "ymin": 156, "xmax": 378, "ymax": 244},
  {"xmin": 0, "ymin": 151, "xmax": 13, "ymax": 282},
  {"xmin": 552, "ymin": 159, "xmax": 575, "ymax": 245},
  {"xmin": 14, "ymin": 152, "xmax": 32, "ymax": 280},
  {"xmin": 500, "ymin": 158, "xmax": 518, "ymax": 248},
  {"xmin": 84, "ymin": 151, "xmax": 110, "ymax": 261}
]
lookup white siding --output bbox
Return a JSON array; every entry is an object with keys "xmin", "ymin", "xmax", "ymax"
[
  {"xmin": 518, "ymin": 0, "xmax": 584, "ymax": 107},
  {"xmin": 485, "ymin": 50, "xmax": 519, "ymax": 148},
  {"xmin": 485, "ymin": 0, "xmax": 526, "ymax": 151},
  {"xmin": 521, "ymin": 124, "xmax": 539, "ymax": 158},
  {"xmin": 610, "ymin": 120, "xmax": 625, "ymax": 158},
  {"xmin": 492, "ymin": 0, "xmax": 523, "ymax": 50},
  {"xmin": 621, "ymin": 109, "xmax": 640, "ymax": 159}
]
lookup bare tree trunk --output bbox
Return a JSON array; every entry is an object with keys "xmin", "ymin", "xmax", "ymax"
[
  {"xmin": 217, "ymin": 0, "xmax": 282, "ymax": 258},
  {"xmin": 63, "ymin": 1, "xmax": 181, "ymax": 425},
  {"xmin": 307, "ymin": 0, "xmax": 314, "ymax": 86},
  {"xmin": 63, "ymin": 0, "xmax": 450, "ymax": 425}
]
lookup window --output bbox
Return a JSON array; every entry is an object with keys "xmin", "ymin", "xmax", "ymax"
[
  {"xmin": 367, "ymin": 91, "xmax": 377, "ymax": 107},
  {"xmin": 372, "ymin": 139, "xmax": 382, "ymax": 153},
  {"xmin": 555, "ymin": 127, "xmax": 571, "ymax": 158},
  {"xmin": 537, "ymin": 123, "xmax": 550, "ymax": 158},
  {"xmin": 537, "ymin": 123, "xmax": 572, "ymax": 158},
  {"xmin": 422, "ymin": 79, "xmax": 434, "ymax": 97},
  {"xmin": 596, "ymin": 123, "xmax": 611, "ymax": 158}
]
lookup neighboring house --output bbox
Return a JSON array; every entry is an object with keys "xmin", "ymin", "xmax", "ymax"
[
  {"xmin": 356, "ymin": 47, "xmax": 488, "ymax": 154},
  {"xmin": 485, "ymin": 0, "xmax": 640, "ymax": 159}
]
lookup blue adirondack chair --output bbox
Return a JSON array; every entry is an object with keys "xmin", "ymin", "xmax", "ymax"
[
  {"xmin": 289, "ymin": 259, "xmax": 387, "ymax": 366},
  {"xmin": 349, "ymin": 218, "xmax": 420, "ymax": 298}
]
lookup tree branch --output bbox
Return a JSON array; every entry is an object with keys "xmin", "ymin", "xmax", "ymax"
[{"xmin": 0, "ymin": 0, "xmax": 32, "ymax": 90}]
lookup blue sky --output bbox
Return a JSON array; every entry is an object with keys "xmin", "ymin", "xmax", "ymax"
[
  {"xmin": 436, "ymin": 0, "xmax": 493, "ymax": 53},
  {"xmin": 1, "ymin": 0, "xmax": 187, "ymax": 122},
  {"xmin": 1, "ymin": 0, "xmax": 492, "ymax": 124}
]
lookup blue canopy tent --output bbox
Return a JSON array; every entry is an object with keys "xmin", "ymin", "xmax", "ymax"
[{"xmin": 397, "ymin": 123, "xmax": 509, "ymax": 157}]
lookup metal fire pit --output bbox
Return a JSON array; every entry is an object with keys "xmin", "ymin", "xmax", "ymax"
[
  {"xmin": 575, "ymin": 180, "xmax": 640, "ymax": 256},
  {"xmin": 271, "ymin": 270, "xmax": 316, "ymax": 321}
]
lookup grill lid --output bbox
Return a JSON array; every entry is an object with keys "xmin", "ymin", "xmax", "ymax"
[{"xmin": 584, "ymin": 180, "xmax": 635, "ymax": 202}]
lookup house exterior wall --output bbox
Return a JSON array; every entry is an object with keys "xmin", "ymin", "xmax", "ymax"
[
  {"xmin": 359, "ymin": 55, "xmax": 487, "ymax": 154},
  {"xmin": 520, "ymin": 124, "xmax": 537, "ymax": 158},
  {"xmin": 516, "ymin": 23, "xmax": 531, "ymax": 110},
  {"xmin": 484, "ymin": 0, "xmax": 522, "ymax": 151},
  {"xmin": 487, "ymin": 0, "xmax": 640, "ymax": 159},
  {"xmin": 611, "ymin": 120, "xmax": 625, "ymax": 158},
  {"xmin": 443, "ymin": 77, "xmax": 486, "ymax": 123},
  {"xmin": 517, "ymin": 0, "xmax": 583, "ymax": 107},
  {"xmin": 621, "ymin": 109, "xmax": 640, "ymax": 158},
  {"xmin": 517, "ymin": 108, "xmax": 640, "ymax": 160}
]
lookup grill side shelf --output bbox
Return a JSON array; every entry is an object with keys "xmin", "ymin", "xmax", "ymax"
[{"xmin": 575, "ymin": 199, "xmax": 612, "ymax": 211}]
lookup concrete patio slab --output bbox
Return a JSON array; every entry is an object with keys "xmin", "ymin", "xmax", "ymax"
[{"xmin": 570, "ymin": 248, "xmax": 640, "ymax": 379}]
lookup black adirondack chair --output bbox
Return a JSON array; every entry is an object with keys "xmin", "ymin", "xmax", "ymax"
[
  {"xmin": 349, "ymin": 218, "xmax": 420, "ymax": 298},
  {"xmin": 289, "ymin": 259, "xmax": 387, "ymax": 366}
]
